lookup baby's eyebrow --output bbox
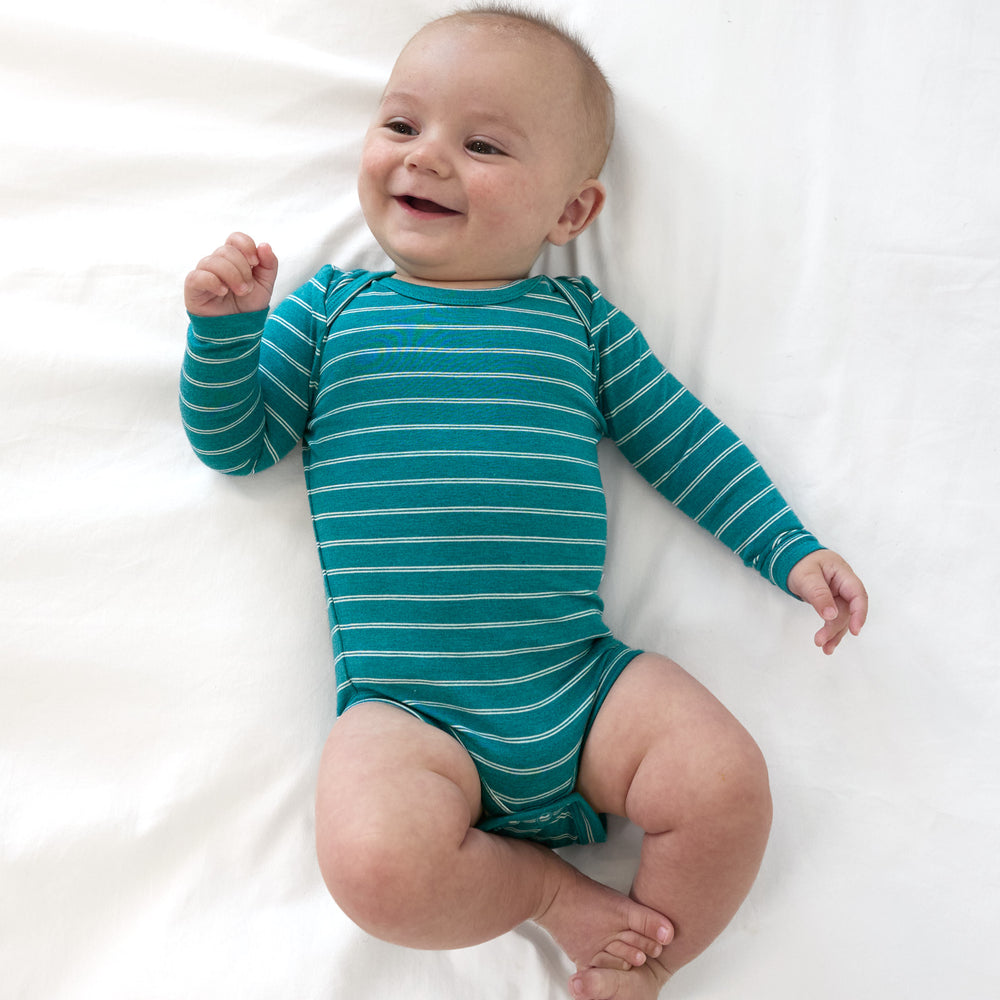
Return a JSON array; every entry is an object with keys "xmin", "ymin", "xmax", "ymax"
[
  {"xmin": 379, "ymin": 90, "xmax": 528, "ymax": 141},
  {"xmin": 471, "ymin": 110, "xmax": 529, "ymax": 142},
  {"xmin": 379, "ymin": 88, "xmax": 415, "ymax": 107}
]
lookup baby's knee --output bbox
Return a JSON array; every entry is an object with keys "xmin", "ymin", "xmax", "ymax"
[
  {"xmin": 634, "ymin": 718, "xmax": 772, "ymax": 838},
  {"xmin": 316, "ymin": 813, "xmax": 426, "ymax": 940},
  {"xmin": 313, "ymin": 704, "xmax": 482, "ymax": 939},
  {"xmin": 316, "ymin": 770, "xmax": 476, "ymax": 941},
  {"xmin": 674, "ymin": 721, "xmax": 773, "ymax": 856},
  {"xmin": 716, "ymin": 727, "xmax": 772, "ymax": 833}
]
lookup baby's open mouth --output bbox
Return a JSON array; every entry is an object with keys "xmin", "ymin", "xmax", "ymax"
[{"xmin": 399, "ymin": 195, "xmax": 459, "ymax": 216}]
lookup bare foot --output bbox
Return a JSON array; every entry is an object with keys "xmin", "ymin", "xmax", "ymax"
[
  {"xmin": 533, "ymin": 855, "xmax": 673, "ymax": 972},
  {"xmin": 569, "ymin": 961, "xmax": 672, "ymax": 1000}
]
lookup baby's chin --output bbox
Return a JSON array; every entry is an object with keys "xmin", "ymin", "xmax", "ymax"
[{"xmin": 379, "ymin": 243, "xmax": 538, "ymax": 289}]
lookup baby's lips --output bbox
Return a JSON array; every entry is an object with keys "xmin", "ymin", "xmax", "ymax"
[{"xmin": 400, "ymin": 194, "xmax": 460, "ymax": 215}]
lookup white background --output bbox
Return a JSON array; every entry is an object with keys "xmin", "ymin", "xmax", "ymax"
[{"xmin": 3, "ymin": 1, "xmax": 998, "ymax": 997}]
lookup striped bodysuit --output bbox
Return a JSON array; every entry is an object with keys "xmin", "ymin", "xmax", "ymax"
[{"xmin": 181, "ymin": 269, "xmax": 821, "ymax": 846}]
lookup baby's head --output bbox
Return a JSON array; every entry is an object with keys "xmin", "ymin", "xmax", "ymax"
[
  {"xmin": 437, "ymin": 5, "xmax": 616, "ymax": 178},
  {"xmin": 358, "ymin": 4, "xmax": 615, "ymax": 287}
]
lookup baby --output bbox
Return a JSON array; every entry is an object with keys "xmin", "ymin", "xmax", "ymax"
[{"xmin": 181, "ymin": 5, "xmax": 868, "ymax": 999}]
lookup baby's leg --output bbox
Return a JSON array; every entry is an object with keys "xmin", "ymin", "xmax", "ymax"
[
  {"xmin": 315, "ymin": 701, "xmax": 672, "ymax": 967},
  {"xmin": 570, "ymin": 653, "xmax": 773, "ymax": 999}
]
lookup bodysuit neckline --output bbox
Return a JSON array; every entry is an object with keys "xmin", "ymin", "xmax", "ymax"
[{"xmin": 378, "ymin": 274, "xmax": 546, "ymax": 305}]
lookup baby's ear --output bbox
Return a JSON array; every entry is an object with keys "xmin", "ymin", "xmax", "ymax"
[{"xmin": 548, "ymin": 180, "xmax": 606, "ymax": 246}]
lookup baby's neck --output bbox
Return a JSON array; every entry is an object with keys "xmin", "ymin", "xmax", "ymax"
[{"xmin": 392, "ymin": 272, "xmax": 526, "ymax": 291}]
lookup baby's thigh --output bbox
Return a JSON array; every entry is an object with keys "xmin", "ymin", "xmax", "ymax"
[
  {"xmin": 315, "ymin": 702, "xmax": 483, "ymax": 891},
  {"xmin": 577, "ymin": 652, "xmax": 767, "ymax": 827}
]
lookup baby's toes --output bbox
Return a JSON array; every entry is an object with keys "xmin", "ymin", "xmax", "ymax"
[
  {"xmin": 590, "ymin": 929, "xmax": 662, "ymax": 970},
  {"xmin": 625, "ymin": 903, "xmax": 673, "ymax": 949},
  {"xmin": 570, "ymin": 967, "xmax": 619, "ymax": 1000},
  {"xmin": 588, "ymin": 948, "xmax": 636, "ymax": 971},
  {"xmin": 590, "ymin": 940, "xmax": 643, "ymax": 970},
  {"xmin": 570, "ymin": 963, "xmax": 663, "ymax": 1000}
]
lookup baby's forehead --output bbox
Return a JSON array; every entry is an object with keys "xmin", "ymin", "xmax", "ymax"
[{"xmin": 391, "ymin": 20, "xmax": 586, "ymax": 109}]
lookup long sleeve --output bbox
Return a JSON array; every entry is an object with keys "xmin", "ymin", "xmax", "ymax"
[
  {"xmin": 578, "ymin": 279, "xmax": 822, "ymax": 593},
  {"xmin": 179, "ymin": 266, "xmax": 339, "ymax": 475}
]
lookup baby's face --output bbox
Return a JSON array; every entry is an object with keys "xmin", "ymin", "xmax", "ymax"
[{"xmin": 358, "ymin": 20, "xmax": 600, "ymax": 287}]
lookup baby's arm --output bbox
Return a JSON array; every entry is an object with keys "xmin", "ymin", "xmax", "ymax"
[
  {"xmin": 184, "ymin": 232, "xmax": 279, "ymax": 317},
  {"xmin": 581, "ymin": 283, "xmax": 869, "ymax": 655},
  {"xmin": 786, "ymin": 550, "xmax": 869, "ymax": 655},
  {"xmin": 179, "ymin": 234, "xmax": 320, "ymax": 475}
]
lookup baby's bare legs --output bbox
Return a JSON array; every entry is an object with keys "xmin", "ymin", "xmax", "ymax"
[
  {"xmin": 569, "ymin": 653, "xmax": 774, "ymax": 999},
  {"xmin": 315, "ymin": 702, "xmax": 673, "ymax": 972}
]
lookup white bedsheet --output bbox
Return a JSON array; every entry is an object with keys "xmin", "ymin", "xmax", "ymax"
[{"xmin": 3, "ymin": 1, "xmax": 998, "ymax": 997}]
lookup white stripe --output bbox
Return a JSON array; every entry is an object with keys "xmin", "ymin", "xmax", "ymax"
[
  {"xmin": 321, "ymin": 343, "xmax": 592, "ymax": 381},
  {"xmin": 336, "ymin": 610, "xmax": 599, "ymax": 632},
  {"xmin": 315, "ymin": 370, "xmax": 594, "ymax": 408},
  {"xmin": 334, "ymin": 637, "xmax": 598, "ymax": 662},
  {"xmin": 346, "ymin": 648, "xmax": 599, "ymax": 689},
  {"xmin": 605, "ymin": 367, "xmax": 670, "ymax": 421},
  {"xmin": 481, "ymin": 773, "xmax": 576, "ymax": 810},
  {"xmin": 639, "ymin": 407, "xmax": 712, "ymax": 477},
  {"xmin": 180, "ymin": 402, "xmax": 258, "ymax": 437},
  {"xmin": 714, "ymin": 485, "xmax": 776, "ymax": 542},
  {"xmin": 600, "ymin": 342, "xmax": 650, "ymax": 393},
  {"xmin": 309, "ymin": 394, "xmax": 597, "ymax": 425},
  {"xmin": 306, "ymin": 448, "xmax": 598, "ymax": 474},
  {"xmin": 465, "ymin": 724, "xmax": 584, "ymax": 762},
  {"xmin": 672, "ymin": 441, "xmax": 742, "ymax": 508},
  {"xmin": 323, "ymin": 564, "xmax": 602, "ymax": 575},
  {"xmin": 260, "ymin": 365, "xmax": 308, "ymax": 411},
  {"xmin": 181, "ymin": 367, "xmax": 256, "ymax": 392},
  {"xmin": 328, "ymin": 589, "xmax": 594, "ymax": 604},
  {"xmin": 185, "ymin": 342, "xmax": 258, "ymax": 365},
  {"xmin": 261, "ymin": 334, "xmax": 312, "ymax": 377},
  {"xmin": 308, "ymin": 422, "xmax": 595, "ymax": 449},
  {"xmin": 308, "ymin": 476, "xmax": 604, "ymax": 496},
  {"xmin": 733, "ymin": 504, "xmax": 788, "ymax": 557},
  {"xmin": 692, "ymin": 459, "xmax": 760, "ymax": 522},
  {"xmin": 318, "ymin": 535, "xmax": 603, "ymax": 547},
  {"xmin": 613, "ymin": 387, "xmax": 686, "ymax": 447},
  {"xmin": 309, "ymin": 506, "xmax": 604, "ymax": 522}
]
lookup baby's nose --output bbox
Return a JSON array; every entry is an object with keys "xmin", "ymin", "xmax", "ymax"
[{"xmin": 403, "ymin": 136, "xmax": 450, "ymax": 176}]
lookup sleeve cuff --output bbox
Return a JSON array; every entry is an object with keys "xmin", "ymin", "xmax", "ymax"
[{"xmin": 187, "ymin": 309, "xmax": 269, "ymax": 343}]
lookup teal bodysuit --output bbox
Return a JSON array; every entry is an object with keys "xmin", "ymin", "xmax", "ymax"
[{"xmin": 181, "ymin": 269, "xmax": 821, "ymax": 846}]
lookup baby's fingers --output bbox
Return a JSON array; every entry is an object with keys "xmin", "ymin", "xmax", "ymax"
[
  {"xmin": 185, "ymin": 264, "xmax": 229, "ymax": 301},
  {"xmin": 813, "ymin": 595, "xmax": 851, "ymax": 655},
  {"xmin": 205, "ymin": 242, "xmax": 257, "ymax": 295},
  {"xmin": 184, "ymin": 235, "xmax": 277, "ymax": 317},
  {"xmin": 224, "ymin": 231, "xmax": 261, "ymax": 268},
  {"xmin": 184, "ymin": 257, "xmax": 244, "ymax": 315},
  {"xmin": 222, "ymin": 233, "xmax": 279, "ymax": 302},
  {"xmin": 841, "ymin": 579, "xmax": 869, "ymax": 637},
  {"xmin": 790, "ymin": 562, "xmax": 839, "ymax": 623},
  {"xmin": 249, "ymin": 240, "xmax": 279, "ymax": 296}
]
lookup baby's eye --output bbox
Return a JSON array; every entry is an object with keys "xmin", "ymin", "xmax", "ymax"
[
  {"xmin": 467, "ymin": 139, "xmax": 503, "ymax": 156},
  {"xmin": 386, "ymin": 120, "xmax": 417, "ymax": 136}
]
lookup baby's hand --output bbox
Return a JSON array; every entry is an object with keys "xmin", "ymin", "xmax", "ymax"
[
  {"xmin": 184, "ymin": 232, "xmax": 279, "ymax": 317},
  {"xmin": 787, "ymin": 550, "xmax": 868, "ymax": 655}
]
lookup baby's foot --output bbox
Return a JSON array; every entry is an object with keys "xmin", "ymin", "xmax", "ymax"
[
  {"xmin": 533, "ymin": 859, "xmax": 672, "ymax": 971},
  {"xmin": 569, "ymin": 962, "xmax": 672, "ymax": 1000}
]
